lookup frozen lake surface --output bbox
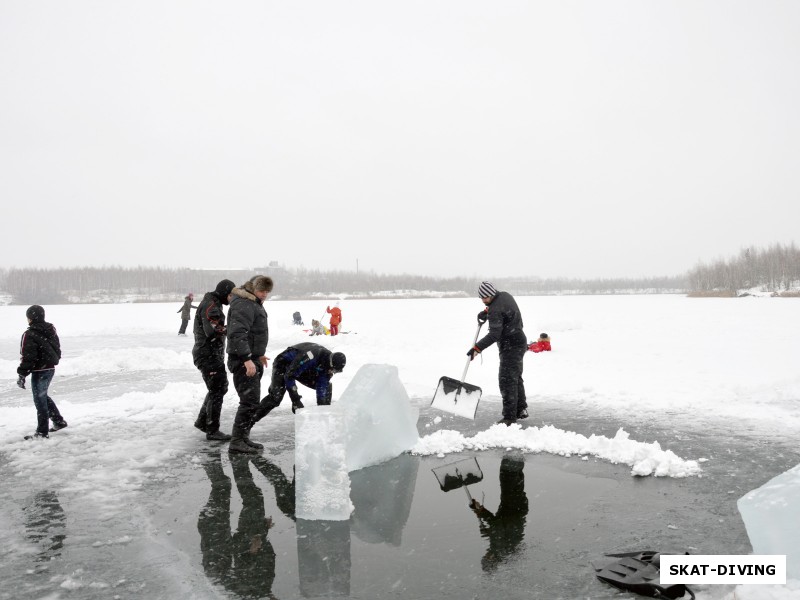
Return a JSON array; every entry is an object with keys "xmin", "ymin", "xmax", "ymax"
[{"xmin": 1, "ymin": 295, "xmax": 799, "ymax": 599}]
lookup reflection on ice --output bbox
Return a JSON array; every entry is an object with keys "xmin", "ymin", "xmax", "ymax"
[
  {"xmin": 468, "ymin": 455, "xmax": 528, "ymax": 573},
  {"xmin": 350, "ymin": 454, "xmax": 419, "ymax": 546},
  {"xmin": 197, "ymin": 450, "xmax": 278, "ymax": 599},
  {"xmin": 432, "ymin": 456, "xmax": 484, "ymax": 493},
  {"xmin": 23, "ymin": 489, "xmax": 66, "ymax": 563},
  {"xmin": 297, "ymin": 519, "xmax": 351, "ymax": 598},
  {"xmin": 434, "ymin": 455, "xmax": 529, "ymax": 572}
]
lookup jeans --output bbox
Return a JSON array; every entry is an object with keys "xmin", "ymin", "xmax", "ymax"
[{"xmin": 31, "ymin": 369, "xmax": 63, "ymax": 436}]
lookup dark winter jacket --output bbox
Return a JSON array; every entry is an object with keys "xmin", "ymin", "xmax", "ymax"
[
  {"xmin": 192, "ymin": 291, "xmax": 228, "ymax": 369},
  {"xmin": 226, "ymin": 287, "xmax": 269, "ymax": 362},
  {"xmin": 178, "ymin": 296, "xmax": 197, "ymax": 320},
  {"xmin": 475, "ymin": 291, "xmax": 526, "ymax": 353},
  {"xmin": 278, "ymin": 342, "xmax": 335, "ymax": 403},
  {"xmin": 18, "ymin": 322, "xmax": 61, "ymax": 376}
]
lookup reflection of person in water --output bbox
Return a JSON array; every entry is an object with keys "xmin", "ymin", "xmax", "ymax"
[
  {"xmin": 469, "ymin": 455, "xmax": 529, "ymax": 572},
  {"xmin": 197, "ymin": 450, "xmax": 279, "ymax": 599},
  {"xmin": 250, "ymin": 455, "xmax": 296, "ymax": 521},
  {"xmin": 198, "ymin": 451, "xmax": 233, "ymax": 584},
  {"xmin": 23, "ymin": 490, "xmax": 66, "ymax": 563}
]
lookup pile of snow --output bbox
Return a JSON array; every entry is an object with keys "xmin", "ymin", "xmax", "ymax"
[{"xmin": 413, "ymin": 425, "xmax": 702, "ymax": 478}]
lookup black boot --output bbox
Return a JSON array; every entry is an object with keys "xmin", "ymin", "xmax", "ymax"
[
  {"xmin": 194, "ymin": 407, "xmax": 208, "ymax": 433},
  {"xmin": 49, "ymin": 419, "xmax": 68, "ymax": 432},
  {"xmin": 228, "ymin": 426, "xmax": 257, "ymax": 454},
  {"xmin": 205, "ymin": 399, "xmax": 229, "ymax": 440},
  {"xmin": 242, "ymin": 427, "xmax": 264, "ymax": 450}
]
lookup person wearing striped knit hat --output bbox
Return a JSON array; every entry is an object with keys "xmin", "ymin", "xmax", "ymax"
[{"xmin": 468, "ymin": 282, "xmax": 528, "ymax": 426}]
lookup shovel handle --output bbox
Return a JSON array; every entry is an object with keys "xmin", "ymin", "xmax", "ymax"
[{"xmin": 460, "ymin": 322, "xmax": 484, "ymax": 383}]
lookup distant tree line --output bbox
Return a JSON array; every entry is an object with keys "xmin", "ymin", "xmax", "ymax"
[
  {"xmin": 0, "ymin": 265, "xmax": 689, "ymax": 304},
  {"xmin": 687, "ymin": 242, "xmax": 800, "ymax": 294}
]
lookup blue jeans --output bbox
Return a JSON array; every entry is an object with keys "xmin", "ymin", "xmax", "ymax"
[{"xmin": 31, "ymin": 369, "xmax": 63, "ymax": 436}]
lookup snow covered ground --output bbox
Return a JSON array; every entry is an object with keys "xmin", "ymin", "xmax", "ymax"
[{"xmin": 0, "ymin": 295, "xmax": 799, "ymax": 599}]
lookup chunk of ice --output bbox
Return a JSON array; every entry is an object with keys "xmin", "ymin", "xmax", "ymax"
[
  {"xmin": 295, "ymin": 406, "xmax": 353, "ymax": 520},
  {"xmin": 338, "ymin": 364, "xmax": 420, "ymax": 472},
  {"xmin": 738, "ymin": 462, "xmax": 800, "ymax": 579}
]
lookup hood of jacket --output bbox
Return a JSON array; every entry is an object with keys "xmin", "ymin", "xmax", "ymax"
[{"xmin": 231, "ymin": 286, "xmax": 259, "ymax": 303}]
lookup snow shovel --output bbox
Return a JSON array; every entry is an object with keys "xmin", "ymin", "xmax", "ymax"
[
  {"xmin": 431, "ymin": 322, "xmax": 483, "ymax": 419},
  {"xmin": 431, "ymin": 457, "xmax": 484, "ymax": 503}
]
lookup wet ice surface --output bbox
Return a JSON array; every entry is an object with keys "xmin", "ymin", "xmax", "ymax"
[
  {"xmin": 2, "ymin": 297, "xmax": 800, "ymax": 599},
  {"xmin": 1, "ymin": 400, "xmax": 798, "ymax": 600}
]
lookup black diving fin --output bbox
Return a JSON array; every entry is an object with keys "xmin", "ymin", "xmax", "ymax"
[{"xmin": 592, "ymin": 551, "xmax": 695, "ymax": 599}]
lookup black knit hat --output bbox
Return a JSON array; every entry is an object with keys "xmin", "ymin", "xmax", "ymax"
[
  {"xmin": 215, "ymin": 279, "xmax": 236, "ymax": 304},
  {"xmin": 331, "ymin": 352, "xmax": 346, "ymax": 372},
  {"xmin": 26, "ymin": 305, "xmax": 45, "ymax": 323}
]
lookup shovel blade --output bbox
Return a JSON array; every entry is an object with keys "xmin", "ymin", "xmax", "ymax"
[
  {"xmin": 431, "ymin": 457, "xmax": 484, "ymax": 492},
  {"xmin": 431, "ymin": 376, "xmax": 482, "ymax": 420}
]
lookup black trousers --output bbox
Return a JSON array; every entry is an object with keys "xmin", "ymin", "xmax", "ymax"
[
  {"xmin": 196, "ymin": 365, "xmax": 229, "ymax": 432},
  {"xmin": 229, "ymin": 359, "xmax": 264, "ymax": 432},
  {"xmin": 179, "ymin": 318, "xmax": 190, "ymax": 334},
  {"xmin": 498, "ymin": 335, "xmax": 527, "ymax": 420}
]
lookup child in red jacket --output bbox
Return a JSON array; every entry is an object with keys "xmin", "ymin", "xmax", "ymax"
[{"xmin": 528, "ymin": 333, "xmax": 551, "ymax": 353}]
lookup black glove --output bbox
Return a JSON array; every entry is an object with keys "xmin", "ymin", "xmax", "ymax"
[
  {"xmin": 17, "ymin": 375, "xmax": 26, "ymax": 389},
  {"xmin": 288, "ymin": 386, "xmax": 302, "ymax": 405},
  {"xmin": 467, "ymin": 347, "xmax": 480, "ymax": 359},
  {"xmin": 477, "ymin": 310, "xmax": 488, "ymax": 324}
]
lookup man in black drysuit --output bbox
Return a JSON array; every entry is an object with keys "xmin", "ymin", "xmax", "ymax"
[
  {"xmin": 252, "ymin": 342, "xmax": 346, "ymax": 424},
  {"xmin": 192, "ymin": 278, "xmax": 236, "ymax": 441},
  {"xmin": 467, "ymin": 281, "xmax": 528, "ymax": 425}
]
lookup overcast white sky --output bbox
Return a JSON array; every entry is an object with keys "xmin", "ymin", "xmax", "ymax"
[{"xmin": 2, "ymin": 1, "xmax": 799, "ymax": 279}]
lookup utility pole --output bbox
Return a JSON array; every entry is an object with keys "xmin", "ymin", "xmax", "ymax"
[{"xmin": 356, "ymin": 258, "xmax": 359, "ymax": 274}]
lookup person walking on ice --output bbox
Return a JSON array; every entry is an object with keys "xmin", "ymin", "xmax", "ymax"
[
  {"xmin": 226, "ymin": 276, "xmax": 273, "ymax": 454},
  {"xmin": 17, "ymin": 305, "xmax": 68, "ymax": 439},
  {"xmin": 177, "ymin": 292, "xmax": 198, "ymax": 335}
]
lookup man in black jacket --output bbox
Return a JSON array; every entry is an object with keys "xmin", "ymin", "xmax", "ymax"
[
  {"xmin": 226, "ymin": 276, "xmax": 273, "ymax": 454},
  {"xmin": 467, "ymin": 282, "xmax": 528, "ymax": 425},
  {"xmin": 17, "ymin": 305, "xmax": 67, "ymax": 439},
  {"xmin": 252, "ymin": 342, "xmax": 346, "ymax": 425},
  {"xmin": 193, "ymin": 279, "xmax": 236, "ymax": 441}
]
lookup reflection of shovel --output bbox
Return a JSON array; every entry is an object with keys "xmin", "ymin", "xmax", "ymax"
[
  {"xmin": 431, "ymin": 323, "xmax": 483, "ymax": 419},
  {"xmin": 432, "ymin": 457, "xmax": 484, "ymax": 503}
]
